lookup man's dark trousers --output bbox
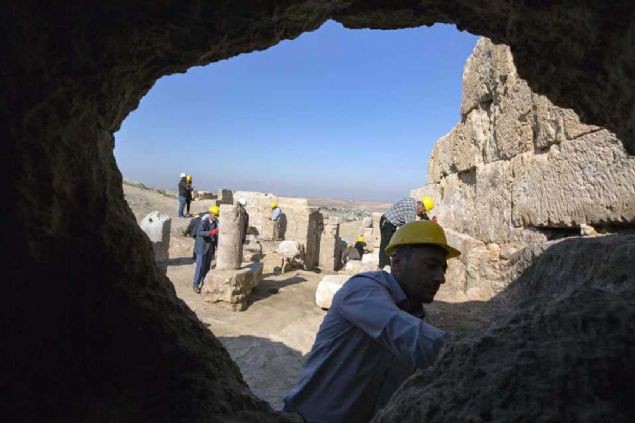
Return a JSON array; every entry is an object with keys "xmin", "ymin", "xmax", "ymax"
[
  {"xmin": 379, "ymin": 216, "xmax": 397, "ymax": 268},
  {"xmin": 193, "ymin": 246, "xmax": 214, "ymax": 290}
]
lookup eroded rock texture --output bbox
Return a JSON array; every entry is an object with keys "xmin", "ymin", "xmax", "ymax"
[
  {"xmin": 3, "ymin": 0, "xmax": 635, "ymax": 420},
  {"xmin": 374, "ymin": 235, "xmax": 635, "ymax": 422}
]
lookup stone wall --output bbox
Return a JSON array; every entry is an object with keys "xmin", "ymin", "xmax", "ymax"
[{"xmin": 413, "ymin": 38, "xmax": 635, "ymax": 246}]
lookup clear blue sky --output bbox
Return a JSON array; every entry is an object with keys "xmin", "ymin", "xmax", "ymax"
[{"xmin": 114, "ymin": 21, "xmax": 478, "ymax": 202}]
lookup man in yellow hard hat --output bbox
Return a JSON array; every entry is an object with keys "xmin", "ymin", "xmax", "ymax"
[
  {"xmin": 284, "ymin": 220, "xmax": 459, "ymax": 422},
  {"xmin": 184, "ymin": 175, "xmax": 194, "ymax": 217},
  {"xmin": 378, "ymin": 195, "xmax": 435, "ymax": 268},
  {"xmin": 354, "ymin": 235, "xmax": 366, "ymax": 259},
  {"xmin": 271, "ymin": 201, "xmax": 283, "ymax": 240},
  {"xmin": 192, "ymin": 205, "xmax": 220, "ymax": 294}
]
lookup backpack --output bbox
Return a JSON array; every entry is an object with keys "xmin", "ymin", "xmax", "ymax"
[{"xmin": 185, "ymin": 216, "xmax": 201, "ymax": 238}]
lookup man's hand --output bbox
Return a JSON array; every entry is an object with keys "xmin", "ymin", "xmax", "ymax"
[{"xmin": 210, "ymin": 228, "xmax": 219, "ymax": 236}]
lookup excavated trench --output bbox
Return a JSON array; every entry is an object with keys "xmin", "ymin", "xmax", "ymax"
[{"xmin": 3, "ymin": 1, "xmax": 635, "ymax": 420}]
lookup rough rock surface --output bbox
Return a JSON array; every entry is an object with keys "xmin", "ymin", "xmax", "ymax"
[
  {"xmin": 5, "ymin": 1, "xmax": 635, "ymax": 420},
  {"xmin": 374, "ymin": 235, "xmax": 635, "ymax": 422},
  {"xmin": 139, "ymin": 211, "xmax": 171, "ymax": 274}
]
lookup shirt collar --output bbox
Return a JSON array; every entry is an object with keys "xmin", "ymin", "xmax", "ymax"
[{"xmin": 384, "ymin": 271, "xmax": 407, "ymax": 304}]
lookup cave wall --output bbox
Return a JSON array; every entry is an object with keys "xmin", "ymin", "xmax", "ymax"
[{"xmin": 3, "ymin": 0, "xmax": 634, "ymax": 420}]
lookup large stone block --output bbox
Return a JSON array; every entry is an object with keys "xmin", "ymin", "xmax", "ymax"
[
  {"xmin": 511, "ymin": 130, "xmax": 635, "ymax": 228},
  {"xmin": 139, "ymin": 211, "xmax": 171, "ymax": 273},
  {"xmin": 451, "ymin": 108, "xmax": 490, "ymax": 172},
  {"xmin": 202, "ymin": 263, "xmax": 263, "ymax": 311},
  {"xmin": 531, "ymin": 93, "xmax": 599, "ymax": 150},
  {"xmin": 216, "ymin": 205, "xmax": 244, "ymax": 270},
  {"xmin": 427, "ymin": 131, "xmax": 454, "ymax": 184},
  {"xmin": 315, "ymin": 275, "xmax": 349, "ymax": 309}
]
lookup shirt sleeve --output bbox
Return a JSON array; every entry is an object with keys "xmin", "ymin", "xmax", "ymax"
[{"xmin": 336, "ymin": 284, "xmax": 449, "ymax": 369}]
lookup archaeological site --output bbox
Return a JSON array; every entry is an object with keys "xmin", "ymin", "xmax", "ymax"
[{"xmin": 4, "ymin": 1, "xmax": 635, "ymax": 422}]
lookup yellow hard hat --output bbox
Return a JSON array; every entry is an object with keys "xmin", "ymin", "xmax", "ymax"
[
  {"xmin": 270, "ymin": 201, "xmax": 278, "ymax": 209},
  {"xmin": 385, "ymin": 221, "xmax": 460, "ymax": 258},
  {"xmin": 357, "ymin": 235, "xmax": 365, "ymax": 243},
  {"xmin": 209, "ymin": 205, "xmax": 220, "ymax": 215},
  {"xmin": 421, "ymin": 196, "xmax": 435, "ymax": 212},
  {"xmin": 186, "ymin": 174, "xmax": 192, "ymax": 181}
]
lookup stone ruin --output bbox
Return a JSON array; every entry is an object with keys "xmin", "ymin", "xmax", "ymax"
[
  {"xmin": 6, "ymin": 1, "xmax": 635, "ymax": 421},
  {"xmin": 139, "ymin": 211, "xmax": 171, "ymax": 274},
  {"xmin": 410, "ymin": 37, "xmax": 635, "ymax": 302}
]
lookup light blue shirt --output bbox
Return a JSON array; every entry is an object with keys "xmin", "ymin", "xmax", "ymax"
[
  {"xmin": 272, "ymin": 207, "xmax": 281, "ymax": 221},
  {"xmin": 283, "ymin": 271, "xmax": 450, "ymax": 423}
]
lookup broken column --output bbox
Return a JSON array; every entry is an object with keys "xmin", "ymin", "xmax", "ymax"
[
  {"xmin": 203, "ymin": 204, "xmax": 262, "ymax": 311},
  {"xmin": 216, "ymin": 204, "xmax": 244, "ymax": 270},
  {"xmin": 319, "ymin": 216, "xmax": 341, "ymax": 272},
  {"xmin": 372, "ymin": 212, "xmax": 383, "ymax": 248},
  {"xmin": 139, "ymin": 211, "xmax": 171, "ymax": 274}
]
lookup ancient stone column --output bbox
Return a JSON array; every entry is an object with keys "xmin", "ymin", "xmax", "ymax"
[
  {"xmin": 139, "ymin": 211, "xmax": 171, "ymax": 274},
  {"xmin": 319, "ymin": 216, "xmax": 341, "ymax": 272},
  {"xmin": 216, "ymin": 204, "xmax": 244, "ymax": 270}
]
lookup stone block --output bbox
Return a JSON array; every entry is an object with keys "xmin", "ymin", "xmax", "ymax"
[
  {"xmin": 217, "ymin": 188, "xmax": 233, "ymax": 204},
  {"xmin": 315, "ymin": 275, "xmax": 349, "ymax": 309},
  {"xmin": 139, "ymin": 211, "xmax": 171, "ymax": 274},
  {"xmin": 202, "ymin": 264, "xmax": 263, "ymax": 311},
  {"xmin": 511, "ymin": 130, "xmax": 635, "ymax": 228},
  {"xmin": 361, "ymin": 217, "xmax": 372, "ymax": 228},
  {"xmin": 342, "ymin": 260, "xmax": 377, "ymax": 275}
]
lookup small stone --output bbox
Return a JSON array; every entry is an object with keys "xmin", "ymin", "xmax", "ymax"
[{"xmin": 315, "ymin": 275, "xmax": 349, "ymax": 309}]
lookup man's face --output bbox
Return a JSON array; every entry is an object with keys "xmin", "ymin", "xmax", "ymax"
[
  {"xmin": 392, "ymin": 246, "xmax": 448, "ymax": 304},
  {"xmin": 416, "ymin": 202, "xmax": 427, "ymax": 217},
  {"xmin": 210, "ymin": 214, "xmax": 218, "ymax": 221}
]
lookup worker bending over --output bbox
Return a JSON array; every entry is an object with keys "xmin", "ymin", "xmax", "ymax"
[
  {"xmin": 192, "ymin": 205, "xmax": 219, "ymax": 294},
  {"xmin": 378, "ymin": 195, "xmax": 435, "ymax": 268},
  {"xmin": 283, "ymin": 221, "xmax": 459, "ymax": 422}
]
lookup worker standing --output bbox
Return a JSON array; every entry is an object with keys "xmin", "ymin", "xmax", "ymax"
[
  {"xmin": 378, "ymin": 196, "xmax": 435, "ymax": 268},
  {"xmin": 271, "ymin": 201, "xmax": 282, "ymax": 240},
  {"xmin": 185, "ymin": 175, "xmax": 194, "ymax": 217},
  {"xmin": 283, "ymin": 221, "xmax": 460, "ymax": 422},
  {"xmin": 177, "ymin": 173, "xmax": 187, "ymax": 218},
  {"xmin": 192, "ymin": 205, "xmax": 220, "ymax": 294}
]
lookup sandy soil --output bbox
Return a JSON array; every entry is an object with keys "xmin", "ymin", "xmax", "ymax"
[{"xmin": 125, "ymin": 182, "xmax": 494, "ymax": 410}]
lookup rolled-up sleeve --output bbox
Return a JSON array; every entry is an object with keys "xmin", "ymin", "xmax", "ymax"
[{"xmin": 336, "ymin": 285, "xmax": 449, "ymax": 369}]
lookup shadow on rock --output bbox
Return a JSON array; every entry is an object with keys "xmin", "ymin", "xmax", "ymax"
[{"xmin": 218, "ymin": 335, "xmax": 304, "ymax": 412}]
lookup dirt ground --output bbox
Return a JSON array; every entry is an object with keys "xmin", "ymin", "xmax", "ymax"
[{"xmin": 125, "ymin": 183, "xmax": 495, "ymax": 410}]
